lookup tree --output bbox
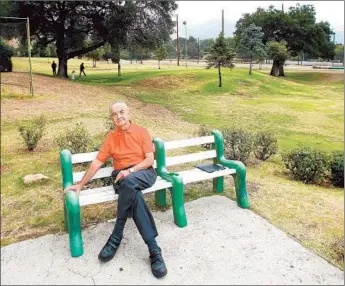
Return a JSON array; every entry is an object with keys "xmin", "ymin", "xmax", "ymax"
[
  {"xmin": 200, "ymin": 38, "xmax": 215, "ymax": 55},
  {"xmin": 334, "ymin": 44, "xmax": 344, "ymax": 64},
  {"xmin": 0, "ymin": 41, "xmax": 13, "ymax": 72},
  {"xmin": 236, "ymin": 24, "xmax": 267, "ymax": 75},
  {"xmin": 205, "ymin": 32, "xmax": 235, "ymax": 87},
  {"xmin": 86, "ymin": 46, "xmax": 104, "ymax": 67},
  {"xmin": 3, "ymin": 1, "xmax": 177, "ymax": 78},
  {"xmin": 267, "ymin": 41, "xmax": 288, "ymax": 76},
  {"xmin": 154, "ymin": 45, "xmax": 168, "ymax": 69},
  {"xmin": 234, "ymin": 4, "xmax": 335, "ymax": 76}
]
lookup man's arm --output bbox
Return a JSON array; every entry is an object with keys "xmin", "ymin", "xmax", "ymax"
[{"xmin": 64, "ymin": 159, "xmax": 104, "ymax": 195}]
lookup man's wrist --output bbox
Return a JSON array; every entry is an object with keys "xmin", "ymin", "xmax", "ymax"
[{"xmin": 129, "ymin": 167, "xmax": 136, "ymax": 173}]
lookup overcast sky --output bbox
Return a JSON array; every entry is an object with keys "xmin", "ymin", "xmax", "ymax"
[{"xmin": 174, "ymin": 1, "xmax": 344, "ymax": 43}]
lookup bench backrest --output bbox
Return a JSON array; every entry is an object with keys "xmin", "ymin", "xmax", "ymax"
[{"xmin": 60, "ymin": 135, "xmax": 217, "ymax": 188}]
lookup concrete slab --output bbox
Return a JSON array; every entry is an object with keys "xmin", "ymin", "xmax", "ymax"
[{"xmin": 1, "ymin": 196, "xmax": 343, "ymax": 285}]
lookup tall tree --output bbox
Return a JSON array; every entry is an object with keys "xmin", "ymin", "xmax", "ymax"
[
  {"xmin": 234, "ymin": 4, "xmax": 335, "ymax": 76},
  {"xmin": 205, "ymin": 32, "xmax": 235, "ymax": 87},
  {"xmin": 2, "ymin": 1, "xmax": 177, "ymax": 78},
  {"xmin": 236, "ymin": 24, "xmax": 267, "ymax": 75},
  {"xmin": 154, "ymin": 45, "xmax": 168, "ymax": 69}
]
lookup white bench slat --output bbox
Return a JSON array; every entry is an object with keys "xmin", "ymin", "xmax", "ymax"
[
  {"xmin": 177, "ymin": 167, "xmax": 236, "ymax": 184},
  {"xmin": 164, "ymin": 136, "xmax": 214, "ymax": 150},
  {"xmin": 72, "ymin": 151, "xmax": 98, "ymax": 164},
  {"xmin": 166, "ymin": 150, "xmax": 216, "ymax": 166},
  {"xmin": 73, "ymin": 167, "xmax": 114, "ymax": 183},
  {"xmin": 79, "ymin": 177, "xmax": 172, "ymax": 206},
  {"xmin": 73, "ymin": 162, "xmax": 158, "ymax": 183}
]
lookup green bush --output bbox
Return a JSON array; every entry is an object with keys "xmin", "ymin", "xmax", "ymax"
[
  {"xmin": 253, "ymin": 131, "xmax": 278, "ymax": 161},
  {"xmin": 104, "ymin": 117, "xmax": 115, "ymax": 132},
  {"xmin": 55, "ymin": 122, "xmax": 92, "ymax": 154},
  {"xmin": 222, "ymin": 128, "xmax": 253, "ymax": 165},
  {"xmin": 331, "ymin": 151, "xmax": 344, "ymax": 187},
  {"xmin": 282, "ymin": 147, "xmax": 331, "ymax": 185},
  {"xmin": 195, "ymin": 125, "xmax": 213, "ymax": 149},
  {"xmin": 18, "ymin": 115, "xmax": 47, "ymax": 151}
]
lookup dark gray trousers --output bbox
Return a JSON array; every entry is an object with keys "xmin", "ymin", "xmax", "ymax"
[{"xmin": 114, "ymin": 167, "xmax": 158, "ymax": 242}]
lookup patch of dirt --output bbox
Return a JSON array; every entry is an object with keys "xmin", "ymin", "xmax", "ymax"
[
  {"xmin": 1, "ymin": 71, "xmax": 199, "ymax": 142},
  {"xmin": 135, "ymin": 75, "xmax": 194, "ymax": 89},
  {"xmin": 318, "ymin": 72, "xmax": 344, "ymax": 83}
]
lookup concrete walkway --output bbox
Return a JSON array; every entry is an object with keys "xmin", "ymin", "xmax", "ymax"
[{"xmin": 1, "ymin": 196, "xmax": 343, "ymax": 285}]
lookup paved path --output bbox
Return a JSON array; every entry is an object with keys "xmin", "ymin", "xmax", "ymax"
[{"xmin": 1, "ymin": 196, "xmax": 343, "ymax": 285}]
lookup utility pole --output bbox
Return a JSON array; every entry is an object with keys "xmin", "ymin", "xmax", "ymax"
[
  {"xmin": 26, "ymin": 17, "xmax": 34, "ymax": 96},
  {"xmin": 183, "ymin": 21, "xmax": 187, "ymax": 67},
  {"xmin": 176, "ymin": 14, "xmax": 180, "ymax": 66},
  {"xmin": 222, "ymin": 9, "xmax": 224, "ymax": 35},
  {"xmin": 197, "ymin": 37, "xmax": 200, "ymax": 64},
  {"xmin": 282, "ymin": 4, "xmax": 284, "ymax": 12}
]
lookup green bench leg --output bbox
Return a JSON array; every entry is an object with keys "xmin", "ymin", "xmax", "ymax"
[
  {"xmin": 231, "ymin": 171, "xmax": 250, "ymax": 209},
  {"xmin": 169, "ymin": 185, "xmax": 187, "ymax": 228},
  {"xmin": 155, "ymin": 189, "xmax": 167, "ymax": 207},
  {"xmin": 63, "ymin": 204, "xmax": 68, "ymax": 231},
  {"xmin": 213, "ymin": 176, "xmax": 224, "ymax": 193},
  {"xmin": 65, "ymin": 191, "xmax": 84, "ymax": 257}
]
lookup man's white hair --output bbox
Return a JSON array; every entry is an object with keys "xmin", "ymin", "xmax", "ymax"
[{"xmin": 109, "ymin": 101, "xmax": 129, "ymax": 113}]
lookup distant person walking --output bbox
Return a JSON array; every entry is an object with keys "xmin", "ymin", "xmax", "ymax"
[
  {"xmin": 79, "ymin": 62, "xmax": 86, "ymax": 77},
  {"xmin": 51, "ymin": 61, "xmax": 57, "ymax": 76}
]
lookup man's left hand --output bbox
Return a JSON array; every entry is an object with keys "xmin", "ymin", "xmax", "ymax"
[{"xmin": 115, "ymin": 169, "xmax": 130, "ymax": 183}]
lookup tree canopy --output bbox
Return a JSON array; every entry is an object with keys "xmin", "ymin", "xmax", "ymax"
[
  {"xmin": 236, "ymin": 24, "xmax": 267, "ymax": 75},
  {"xmin": 234, "ymin": 4, "xmax": 335, "ymax": 75},
  {"xmin": 206, "ymin": 32, "xmax": 235, "ymax": 87},
  {"xmin": 2, "ymin": 1, "xmax": 177, "ymax": 77}
]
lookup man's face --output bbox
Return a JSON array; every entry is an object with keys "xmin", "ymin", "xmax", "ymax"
[{"xmin": 109, "ymin": 103, "xmax": 130, "ymax": 127}]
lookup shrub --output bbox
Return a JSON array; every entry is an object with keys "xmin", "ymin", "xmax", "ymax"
[
  {"xmin": 253, "ymin": 131, "xmax": 278, "ymax": 161},
  {"xmin": 195, "ymin": 125, "xmax": 213, "ymax": 149},
  {"xmin": 331, "ymin": 151, "xmax": 344, "ymax": 187},
  {"xmin": 104, "ymin": 117, "xmax": 115, "ymax": 132},
  {"xmin": 222, "ymin": 128, "xmax": 253, "ymax": 165},
  {"xmin": 282, "ymin": 147, "xmax": 331, "ymax": 185},
  {"xmin": 18, "ymin": 115, "xmax": 47, "ymax": 151},
  {"xmin": 55, "ymin": 122, "xmax": 92, "ymax": 154}
]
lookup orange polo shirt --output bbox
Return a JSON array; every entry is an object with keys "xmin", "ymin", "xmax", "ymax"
[{"xmin": 96, "ymin": 123, "xmax": 155, "ymax": 170}]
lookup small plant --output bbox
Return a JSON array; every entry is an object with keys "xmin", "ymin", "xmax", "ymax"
[
  {"xmin": 331, "ymin": 151, "xmax": 344, "ymax": 187},
  {"xmin": 282, "ymin": 147, "xmax": 331, "ymax": 185},
  {"xmin": 195, "ymin": 125, "xmax": 213, "ymax": 149},
  {"xmin": 18, "ymin": 114, "xmax": 47, "ymax": 151},
  {"xmin": 253, "ymin": 131, "xmax": 278, "ymax": 161},
  {"xmin": 104, "ymin": 117, "xmax": 115, "ymax": 132},
  {"xmin": 222, "ymin": 128, "xmax": 253, "ymax": 165},
  {"xmin": 55, "ymin": 122, "xmax": 92, "ymax": 154}
]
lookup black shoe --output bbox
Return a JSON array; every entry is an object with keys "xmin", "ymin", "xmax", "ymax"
[
  {"xmin": 98, "ymin": 234, "xmax": 122, "ymax": 262},
  {"xmin": 149, "ymin": 248, "xmax": 167, "ymax": 278}
]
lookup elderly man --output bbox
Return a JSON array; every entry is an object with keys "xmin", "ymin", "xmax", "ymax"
[{"xmin": 64, "ymin": 102, "xmax": 167, "ymax": 278}]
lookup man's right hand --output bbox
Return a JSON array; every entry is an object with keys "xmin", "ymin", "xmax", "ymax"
[{"xmin": 64, "ymin": 184, "xmax": 82, "ymax": 196}]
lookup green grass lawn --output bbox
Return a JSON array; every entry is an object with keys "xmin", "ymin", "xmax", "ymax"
[{"xmin": 1, "ymin": 57, "xmax": 344, "ymax": 269}]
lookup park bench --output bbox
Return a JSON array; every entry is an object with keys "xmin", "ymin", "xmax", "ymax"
[{"xmin": 60, "ymin": 130, "xmax": 250, "ymax": 257}]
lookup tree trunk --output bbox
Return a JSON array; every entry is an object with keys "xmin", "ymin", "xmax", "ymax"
[
  {"xmin": 270, "ymin": 61, "xmax": 285, "ymax": 77},
  {"xmin": 270, "ymin": 61, "xmax": 279, "ymax": 76},
  {"xmin": 218, "ymin": 63, "xmax": 222, "ymax": 87},
  {"xmin": 249, "ymin": 55, "xmax": 252, "ymax": 75},
  {"xmin": 117, "ymin": 62, "xmax": 121, "ymax": 76},
  {"xmin": 56, "ymin": 5, "xmax": 68, "ymax": 78},
  {"xmin": 140, "ymin": 53, "xmax": 143, "ymax": 64},
  {"xmin": 158, "ymin": 60, "xmax": 160, "ymax": 69},
  {"xmin": 279, "ymin": 64, "xmax": 285, "ymax": 76},
  {"xmin": 57, "ymin": 55, "xmax": 68, "ymax": 78}
]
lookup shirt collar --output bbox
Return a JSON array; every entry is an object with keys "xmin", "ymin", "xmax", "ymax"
[{"xmin": 114, "ymin": 122, "xmax": 134, "ymax": 135}]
